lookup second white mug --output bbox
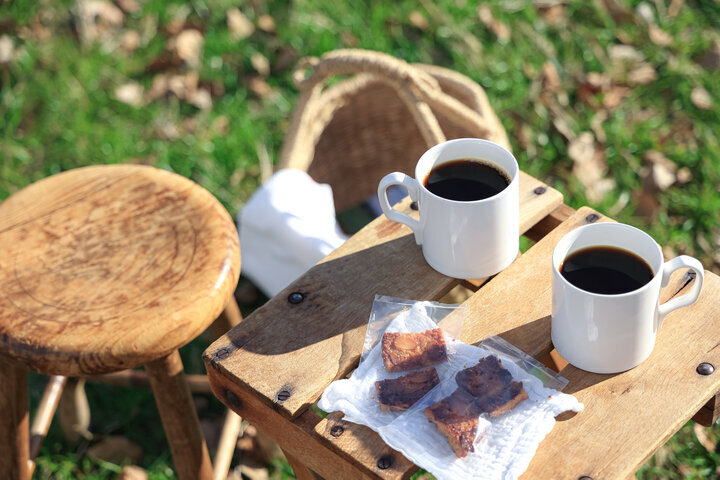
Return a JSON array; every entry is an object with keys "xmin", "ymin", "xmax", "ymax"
[{"xmin": 377, "ymin": 138, "xmax": 519, "ymax": 279}]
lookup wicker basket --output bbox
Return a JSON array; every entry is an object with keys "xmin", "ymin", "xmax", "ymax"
[{"xmin": 278, "ymin": 49, "xmax": 510, "ymax": 212}]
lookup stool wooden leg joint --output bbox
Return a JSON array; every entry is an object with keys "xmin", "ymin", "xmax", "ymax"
[{"xmin": 146, "ymin": 350, "xmax": 213, "ymax": 480}]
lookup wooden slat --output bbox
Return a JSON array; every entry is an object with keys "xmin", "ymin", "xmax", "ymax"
[
  {"xmin": 204, "ymin": 369, "xmax": 400, "ymax": 480},
  {"xmin": 524, "ymin": 203, "xmax": 575, "ymax": 243},
  {"xmin": 693, "ymin": 393, "xmax": 720, "ymax": 426},
  {"xmin": 205, "ymin": 171, "xmax": 562, "ymax": 419}
]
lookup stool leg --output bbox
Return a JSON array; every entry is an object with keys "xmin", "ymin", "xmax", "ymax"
[
  {"xmin": 209, "ymin": 296, "xmax": 243, "ymax": 339},
  {"xmin": 146, "ymin": 350, "xmax": 213, "ymax": 480},
  {"xmin": 0, "ymin": 359, "xmax": 30, "ymax": 480}
]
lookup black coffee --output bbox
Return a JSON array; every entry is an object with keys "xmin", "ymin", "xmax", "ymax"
[
  {"xmin": 423, "ymin": 159, "xmax": 510, "ymax": 201},
  {"xmin": 560, "ymin": 246, "xmax": 654, "ymax": 295}
]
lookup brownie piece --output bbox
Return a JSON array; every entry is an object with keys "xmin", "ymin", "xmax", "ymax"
[
  {"xmin": 375, "ymin": 367, "xmax": 440, "ymax": 412},
  {"xmin": 455, "ymin": 355, "xmax": 529, "ymax": 418},
  {"xmin": 381, "ymin": 329, "xmax": 448, "ymax": 373},
  {"xmin": 424, "ymin": 388, "xmax": 482, "ymax": 458}
]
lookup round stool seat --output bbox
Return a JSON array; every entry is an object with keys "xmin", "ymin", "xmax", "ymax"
[{"xmin": 0, "ymin": 165, "xmax": 240, "ymax": 376}]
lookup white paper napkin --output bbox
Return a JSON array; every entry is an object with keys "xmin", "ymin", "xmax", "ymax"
[{"xmin": 318, "ymin": 309, "xmax": 584, "ymax": 480}]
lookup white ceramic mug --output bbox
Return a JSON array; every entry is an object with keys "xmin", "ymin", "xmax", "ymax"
[
  {"xmin": 551, "ymin": 222, "xmax": 704, "ymax": 374},
  {"xmin": 377, "ymin": 138, "xmax": 519, "ymax": 279}
]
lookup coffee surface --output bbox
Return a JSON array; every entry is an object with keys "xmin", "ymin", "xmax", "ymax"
[
  {"xmin": 560, "ymin": 246, "xmax": 654, "ymax": 295},
  {"xmin": 423, "ymin": 159, "xmax": 510, "ymax": 201}
]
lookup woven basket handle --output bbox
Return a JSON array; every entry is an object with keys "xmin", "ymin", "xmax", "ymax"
[{"xmin": 292, "ymin": 49, "xmax": 447, "ymax": 147}]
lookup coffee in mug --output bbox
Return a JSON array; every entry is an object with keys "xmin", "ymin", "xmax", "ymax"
[
  {"xmin": 377, "ymin": 138, "xmax": 519, "ymax": 279},
  {"xmin": 551, "ymin": 222, "xmax": 704, "ymax": 374}
]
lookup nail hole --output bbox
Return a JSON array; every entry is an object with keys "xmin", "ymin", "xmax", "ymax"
[
  {"xmin": 410, "ymin": 201, "xmax": 418, "ymax": 210},
  {"xmin": 376, "ymin": 454, "xmax": 394, "ymax": 470},
  {"xmin": 330, "ymin": 425, "xmax": 344, "ymax": 437}
]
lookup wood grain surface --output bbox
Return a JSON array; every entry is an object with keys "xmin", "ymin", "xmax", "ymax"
[
  {"xmin": 205, "ymin": 171, "xmax": 561, "ymax": 419},
  {"xmin": 0, "ymin": 358, "xmax": 30, "ymax": 480},
  {"xmin": 0, "ymin": 165, "xmax": 240, "ymax": 375}
]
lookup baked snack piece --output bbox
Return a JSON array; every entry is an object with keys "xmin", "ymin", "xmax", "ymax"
[
  {"xmin": 424, "ymin": 388, "xmax": 481, "ymax": 458},
  {"xmin": 375, "ymin": 367, "xmax": 440, "ymax": 411},
  {"xmin": 381, "ymin": 329, "xmax": 447, "ymax": 372},
  {"xmin": 455, "ymin": 355, "xmax": 529, "ymax": 418}
]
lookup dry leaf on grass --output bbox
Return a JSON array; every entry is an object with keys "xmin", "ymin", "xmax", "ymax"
[
  {"xmin": 120, "ymin": 30, "xmax": 140, "ymax": 53},
  {"xmin": 116, "ymin": 0, "xmax": 140, "ymax": 14},
  {"xmin": 668, "ymin": 0, "xmax": 684, "ymax": 17},
  {"xmin": 537, "ymin": 3, "xmax": 566, "ymax": 26},
  {"xmin": 0, "ymin": 35, "xmax": 14, "ymax": 64},
  {"xmin": 569, "ymin": 132, "xmax": 615, "ymax": 203},
  {"xmin": 87, "ymin": 436, "xmax": 143, "ymax": 464},
  {"xmin": 114, "ymin": 82, "xmax": 144, "ymax": 107},
  {"xmin": 603, "ymin": 85, "xmax": 631, "ymax": 109},
  {"xmin": 409, "ymin": 10, "xmax": 429, "ymax": 30},
  {"xmin": 649, "ymin": 24, "xmax": 672, "ymax": 47},
  {"xmin": 477, "ymin": 5, "xmax": 510, "ymax": 41},
  {"xmin": 627, "ymin": 63, "xmax": 658, "ymax": 86},
  {"xmin": 186, "ymin": 88, "xmax": 212, "ymax": 110},
  {"xmin": 693, "ymin": 423, "xmax": 717, "ymax": 452},
  {"xmin": 697, "ymin": 39, "xmax": 720, "ymax": 72},
  {"xmin": 691, "ymin": 87, "xmax": 713, "ymax": 110},
  {"xmin": 74, "ymin": 0, "xmax": 124, "ymax": 45},
  {"xmin": 257, "ymin": 15, "xmax": 275, "ymax": 33},
  {"xmin": 249, "ymin": 77, "xmax": 272, "ymax": 97},
  {"xmin": 643, "ymin": 150, "xmax": 677, "ymax": 191},
  {"xmin": 118, "ymin": 465, "xmax": 148, "ymax": 480},
  {"xmin": 227, "ymin": 8, "xmax": 254, "ymax": 41},
  {"xmin": 541, "ymin": 61, "xmax": 561, "ymax": 92},
  {"xmin": 174, "ymin": 29, "xmax": 204, "ymax": 68},
  {"xmin": 251, "ymin": 52, "xmax": 270, "ymax": 77}
]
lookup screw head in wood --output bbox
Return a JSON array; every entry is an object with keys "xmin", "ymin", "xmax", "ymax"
[
  {"xmin": 330, "ymin": 425, "xmax": 344, "ymax": 437},
  {"xmin": 585, "ymin": 213, "xmax": 600, "ymax": 223},
  {"xmin": 697, "ymin": 362, "xmax": 715, "ymax": 375},
  {"xmin": 534, "ymin": 186, "xmax": 547, "ymax": 195},
  {"xmin": 578, "ymin": 476, "xmax": 594, "ymax": 480},
  {"xmin": 215, "ymin": 348, "xmax": 230, "ymax": 360},
  {"xmin": 410, "ymin": 201, "xmax": 418, "ymax": 210},
  {"xmin": 376, "ymin": 454, "xmax": 394, "ymax": 470},
  {"xmin": 224, "ymin": 389, "xmax": 241, "ymax": 409},
  {"xmin": 276, "ymin": 389, "xmax": 291, "ymax": 402},
  {"xmin": 288, "ymin": 292, "xmax": 304, "ymax": 304}
]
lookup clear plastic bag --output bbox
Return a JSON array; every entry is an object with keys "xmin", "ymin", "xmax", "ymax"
[
  {"xmin": 318, "ymin": 295, "xmax": 465, "ymax": 430},
  {"xmin": 361, "ymin": 295, "xmax": 465, "ymax": 361},
  {"xmin": 377, "ymin": 337, "xmax": 582, "ymax": 479}
]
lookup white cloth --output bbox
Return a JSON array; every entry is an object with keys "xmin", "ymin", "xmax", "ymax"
[
  {"xmin": 318, "ymin": 309, "xmax": 584, "ymax": 480},
  {"xmin": 238, "ymin": 169, "xmax": 348, "ymax": 297}
]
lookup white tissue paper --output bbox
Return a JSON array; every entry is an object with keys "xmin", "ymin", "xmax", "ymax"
[
  {"xmin": 238, "ymin": 168, "xmax": 348, "ymax": 297},
  {"xmin": 318, "ymin": 307, "xmax": 584, "ymax": 480}
]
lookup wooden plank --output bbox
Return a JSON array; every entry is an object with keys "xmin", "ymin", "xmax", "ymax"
[
  {"xmin": 693, "ymin": 393, "xmax": 720, "ymax": 426},
  {"xmin": 205, "ymin": 367, "xmax": 393, "ymax": 480},
  {"xmin": 312, "ymin": 207, "xmax": 703, "ymax": 479},
  {"xmin": 205, "ymin": 171, "xmax": 562, "ymax": 420},
  {"xmin": 283, "ymin": 451, "xmax": 323, "ymax": 480},
  {"xmin": 524, "ymin": 203, "xmax": 575, "ymax": 243}
]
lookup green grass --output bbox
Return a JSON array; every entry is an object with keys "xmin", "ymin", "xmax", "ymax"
[{"xmin": 2, "ymin": 0, "xmax": 720, "ymax": 478}]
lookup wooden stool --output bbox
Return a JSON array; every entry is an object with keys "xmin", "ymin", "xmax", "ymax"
[{"xmin": 0, "ymin": 165, "xmax": 241, "ymax": 480}]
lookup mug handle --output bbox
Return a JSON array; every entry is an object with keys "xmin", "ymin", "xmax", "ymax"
[
  {"xmin": 657, "ymin": 255, "xmax": 705, "ymax": 328},
  {"xmin": 377, "ymin": 172, "xmax": 422, "ymax": 244}
]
